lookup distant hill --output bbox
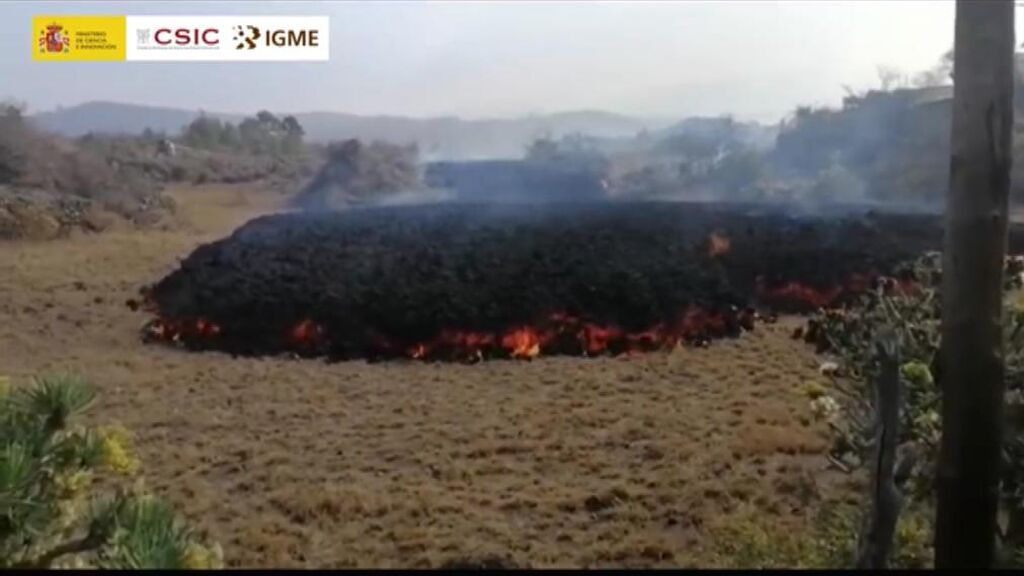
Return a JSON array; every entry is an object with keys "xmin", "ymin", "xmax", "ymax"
[
  {"xmin": 30, "ymin": 102, "xmax": 243, "ymax": 140},
  {"xmin": 29, "ymin": 101, "xmax": 674, "ymax": 161}
]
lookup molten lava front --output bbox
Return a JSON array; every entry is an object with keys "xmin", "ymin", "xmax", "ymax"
[
  {"xmin": 142, "ymin": 306, "xmax": 759, "ymax": 361},
  {"xmin": 138, "ymin": 202, "xmax": 991, "ymax": 361}
]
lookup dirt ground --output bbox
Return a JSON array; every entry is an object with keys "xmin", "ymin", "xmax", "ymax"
[{"xmin": 0, "ymin": 184, "xmax": 857, "ymax": 568}]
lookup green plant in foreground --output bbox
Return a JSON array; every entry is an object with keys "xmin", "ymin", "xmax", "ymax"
[
  {"xmin": 0, "ymin": 373, "xmax": 222, "ymax": 569},
  {"xmin": 805, "ymin": 253, "xmax": 1024, "ymax": 565},
  {"xmin": 706, "ymin": 503, "xmax": 933, "ymax": 569}
]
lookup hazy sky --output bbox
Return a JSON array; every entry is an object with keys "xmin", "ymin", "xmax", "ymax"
[{"xmin": 0, "ymin": 1, "xmax": 1012, "ymax": 122}]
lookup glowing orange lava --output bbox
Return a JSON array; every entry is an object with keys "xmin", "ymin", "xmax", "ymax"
[
  {"xmin": 144, "ymin": 272, "xmax": 898, "ymax": 360},
  {"xmin": 288, "ymin": 318, "xmax": 324, "ymax": 347},
  {"xmin": 145, "ymin": 317, "xmax": 221, "ymax": 342},
  {"xmin": 500, "ymin": 327, "xmax": 542, "ymax": 358},
  {"xmin": 708, "ymin": 231, "xmax": 731, "ymax": 258}
]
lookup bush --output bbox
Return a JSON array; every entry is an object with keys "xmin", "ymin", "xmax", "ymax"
[
  {"xmin": 0, "ymin": 106, "xmax": 154, "ymax": 204},
  {"xmin": 0, "ymin": 104, "xmax": 174, "ymax": 237},
  {"xmin": 0, "ymin": 104, "xmax": 37, "ymax": 184},
  {"xmin": 293, "ymin": 139, "xmax": 422, "ymax": 209},
  {"xmin": 0, "ymin": 373, "xmax": 221, "ymax": 569},
  {"xmin": 75, "ymin": 133, "xmax": 317, "ymax": 194},
  {"xmin": 803, "ymin": 253, "xmax": 1024, "ymax": 564},
  {"xmin": 704, "ymin": 502, "xmax": 932, "ymax": 569}
]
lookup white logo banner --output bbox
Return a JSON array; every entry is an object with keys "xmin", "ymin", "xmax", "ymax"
[{"xmin": 126, "ymin": 16, "xmax": 329, "ymax": 61}]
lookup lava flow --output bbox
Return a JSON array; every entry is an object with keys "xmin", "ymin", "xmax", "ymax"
[
  {"xmin": 707, "ymin": 231, "xmax": 731, "ymax": 258},
  {"xmin": 754, "ymin": 272, "xmax": 900, "ymax": 311},
  {"xmin": 145, "ymin": 316, "xmax": 221, "ymax": 342},
  {"xmin": 143, "ymin": 306, "xmax": 759, "ymax": 361},
  {"xmin": 315, "ymin": 306, "xmax": 753, "ymax": 360},
  {"xmin": 139, "ymin": 202, "xmax": 1004, "ymax": 362},
  {"xmin": 367, "ymin": 309, "xmax": 739, "ymax": 360}
]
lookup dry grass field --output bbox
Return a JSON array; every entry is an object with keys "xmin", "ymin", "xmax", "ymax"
[{"xmin": 0, "ymin": 184, "xmax": 859, "ymax": 568}]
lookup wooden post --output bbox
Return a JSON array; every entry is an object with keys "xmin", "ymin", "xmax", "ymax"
[
  {"xmin": 935, "ymin": 0, "xmax": 1015, "ymax": 568},
  {"xmin": 856, "ymin": 336, "xmax": 902, "ymax": 569}
]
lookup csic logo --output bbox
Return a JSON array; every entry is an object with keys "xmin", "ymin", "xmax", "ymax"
[
  {"xmin": 134, "ymin": 25, "xmax": 218, "ymax": 48},
  {"xmin": 38, "ymin": 23, "xmax": 70, "ymax": 54},
  {"xmin": 232, "ymin": 24, "xmax": 320, "ymax": 50},
  {"xmin": 154, "ymin": 27, "xmax": 218, "ymax": 47}
]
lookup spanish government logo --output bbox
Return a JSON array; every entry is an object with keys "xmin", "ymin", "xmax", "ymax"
[
  {"xmin": 32, "ymin": 16, "xmax": 126, "ymax": 61},
  {"xmin": 38, "ymin": 22, "xmax": 71, "ymax": 54}
]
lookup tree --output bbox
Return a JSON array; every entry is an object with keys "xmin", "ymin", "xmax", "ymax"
[
  {"xmin": 237, "ymin": 116, "xmax": 268, "ymax": 154},
  {"xmin": 181, "ymin": 115, "xmax": 225, "ymax": 150},
  {"xmin": 255, "ymin": 110, "xmax": 280, "ymax": 129},
  {"xmin": 217, "ymin": 122, "xmax": 239, "ymax": 149},
  {"xmin": 914, "ymin": 48, "xmax": 955, "ymax": 87},
  {"xmin": 222, "ymin": 111, "xmax": 305, "ymax": 155},
  {"xmin": 935, "ymin": 0, "xmax": 1015, "ymax": 568},
  {"xmin": 282, "ymin": 115, "xmax": 303, "ymax": 137},
  {"xmin": 0, "ymin": 104, "xmax": 30, "ymax": 183},
  {"xmin": 877, "ymin": 65, "xmax": 907, "ymax": 91},
  {"xmin": 281, "ymin": 115, "xmax": 304, "ymax": 155}
]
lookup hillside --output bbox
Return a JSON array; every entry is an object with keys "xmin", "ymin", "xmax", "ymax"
[{"xmin": 30, "ymin": 101, "xmax": 674, "ymax": 161}]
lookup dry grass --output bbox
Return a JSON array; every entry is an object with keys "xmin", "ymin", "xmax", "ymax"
[{"xmin": 0, "ymin": 184, "xmax": 856, "ymax": 568}]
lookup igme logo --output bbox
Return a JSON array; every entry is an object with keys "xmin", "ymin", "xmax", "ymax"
[
  {"xmin": 233, "ymin": 25, "xmax": 260, "ymax": 50},
  {"xmin": 233, "ymin": 24, "xmax": 320, "ymax": 50}
]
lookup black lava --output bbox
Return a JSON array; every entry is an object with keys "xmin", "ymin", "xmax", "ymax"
[{"xmin": 142, "ymin": 201, "xmax": 1024, "ymax": 359}]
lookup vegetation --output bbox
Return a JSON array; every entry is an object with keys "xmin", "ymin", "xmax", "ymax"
[
  {"xmin": 527, "ymin": 119, "xmax": 772, "ymax": 202},
  {"xmin": 0, "ymin": 102, "xmax": 174, "ymax": 239},
  {"xmin": 292, "ymin": 138, "xmax": 422, "ymax": 209},
  {"xmin": 0, "ymin": 103, "xmax": 163, "ymax": 210},
  {"xmin": 772, "ymin": 89, "xmax": 949, "ymax": 205},
  {"xmin": 519, "ymin": 51, "xmax": 964, "ymax": 207},
  {"xmin": 0, "ymin": 373, "xmax": 221, "ymax": 569},
  {"xmin": 77, "ymin": 132, "xmax": 316, "ymax": 191},
  {"xmin": 803, "ymin": 254, "xmax": 1024, "ymax": 566},
  {"xmin": 526, "ymin": 133, "xmax": 609, "ymax": 175},
  {"xmin": 84, "ymin": 110, "xmax": 320, "ymax": 191},
  {"xmin": 180, "ymin": 111, "xmax": 305, "ymax": 157},
  {"xmin": 704, "ymin": 503, "xmax": 932, "ymax": 569}
]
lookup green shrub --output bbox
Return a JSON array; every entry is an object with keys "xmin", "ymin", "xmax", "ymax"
[
  {"xmin": 0, "ymin": 373, "xmax": 221, "ymax": 569},
  {"xmin": 705, "ymin": 502, "xmax": 932, "ymax": 569},
  {"xmin": 805, "ymin": 254, "xmax": 1024, "ymax": 563},
  {"xmin": 705, "ymin": 504, "xmax": 853, "ymax": 569}
]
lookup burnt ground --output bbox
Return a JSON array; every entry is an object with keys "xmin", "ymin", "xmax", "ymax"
[{"xmin": 0, "ymin": 185, "xmax": 862, "ymax": 568}]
